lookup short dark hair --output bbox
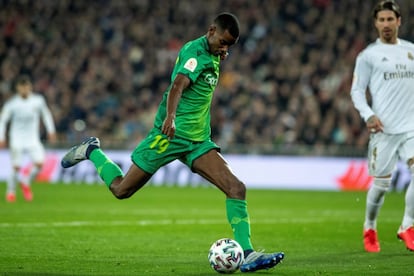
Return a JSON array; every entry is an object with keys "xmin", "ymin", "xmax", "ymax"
[
  {"xmin": 15, "ymin": 75, "xmax": 32, "ymax": 85},
  {"xmin": 373, "ymin": 0, "xmax": 401, "ymax": 19},
  {"xmin": 214, "ymin": 12, "xmax": 240, "ymax": 39}
]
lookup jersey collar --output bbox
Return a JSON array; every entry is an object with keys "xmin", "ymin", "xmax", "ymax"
[
  {"xmin": 376, "ymin": 38, "xmax": 401, "ymax": 45},
  {"xmin": 201, "ymin": 35, "xmax": 210, "ymax": 53}
]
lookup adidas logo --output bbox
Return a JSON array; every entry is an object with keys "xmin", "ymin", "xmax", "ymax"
[
  {"xmin": 336, "ymin": 161, "xmax": 373, "ymax": 191},
  {"xmin": 381, "ymin": 57, "xmax": 388, "ymax": 62}
]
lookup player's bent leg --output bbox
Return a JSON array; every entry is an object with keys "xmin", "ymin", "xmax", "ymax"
[
  {"xmin": 109, "ymin": 164, "xmax": 152, "ymax": 199},
  {"xmin": 192, "ymin": 149, "xmax": 245, "ymax": 199},
  {"xmin": 192, "ymin": 150, "xmax": 252, "ymax": 248},
  {"xmin": 88, "ymin": 147, "xmax": 152, "ymax": 199},
  {"xmin": 192, "ymin": 150, "xmax": 284, "ymax": 272},
  {"xmin": 61, "ymin": 136, "xmax": 152, "ymax": 200}
]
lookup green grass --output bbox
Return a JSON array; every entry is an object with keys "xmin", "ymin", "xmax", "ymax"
[{"xmin": 0, "ymin": 183, "xmax": 413, "ymax": 275}]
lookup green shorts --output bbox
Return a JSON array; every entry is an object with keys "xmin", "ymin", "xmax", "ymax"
[{"xmin": 131, "ymin": 128, "xmax": 220, "ymax": 174}]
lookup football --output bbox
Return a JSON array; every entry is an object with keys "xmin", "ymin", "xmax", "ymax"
[{"xmin": 208, "ymin": 238, "xmax": 244, "ymax": 274}]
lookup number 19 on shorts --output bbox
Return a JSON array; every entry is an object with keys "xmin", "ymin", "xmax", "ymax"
[{"xmin": 149, "ymin": 135, "xmax": 169, "ymax": 154}]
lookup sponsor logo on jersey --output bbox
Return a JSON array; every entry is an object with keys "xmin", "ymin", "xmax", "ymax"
[
  {"xmin": 184, "ymin": 58, "xmax": 197, "ymax": 72},
  {"xmin": 383, "ymin": 63, "xmax": 414, "ymax": 80},
  {"xmin": 383, "ymin": 70, "xmax": 414, "ymax": 80},
  {"xmin": 204, "ymin": 73, "xmax": 218, "ymax": 86}
]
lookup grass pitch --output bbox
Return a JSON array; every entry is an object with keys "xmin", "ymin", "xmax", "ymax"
[{"xmin": 0, "ymin": 183, "xmax": 413, "ymax": 275}]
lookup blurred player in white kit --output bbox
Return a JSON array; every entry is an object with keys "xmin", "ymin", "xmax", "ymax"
[
  {"xmin": 351, "ymin": 0, "xmax": 414, "ymax": 252},
  {"xmin": 0, "ymin": 75, "xmax": 56, "ymax": 202}
]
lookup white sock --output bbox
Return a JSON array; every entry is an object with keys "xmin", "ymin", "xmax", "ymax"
[
  {"xmin": 26, "ymin": 166, "xmax": 41, "ymax": 186},
  {"xmin": 364, "ymin": 178, "xmax": 390, "ymax": 230},
  {"xmin": 7, "ymin": 170, "xmax": 19, "ymax": 194},
  {"xmin": 402, "ymin": 168, "xmax": 414, "ymax": 230}
]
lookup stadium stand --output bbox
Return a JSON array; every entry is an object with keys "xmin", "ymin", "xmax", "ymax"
[{"xmin": 1, "ymin": 0, "xmax": 414, "ymax": 155}]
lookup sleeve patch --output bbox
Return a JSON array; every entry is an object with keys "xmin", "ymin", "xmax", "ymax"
[{"xmin": 183, "ymin": 58, "xmax": 198, "ymax": 72}]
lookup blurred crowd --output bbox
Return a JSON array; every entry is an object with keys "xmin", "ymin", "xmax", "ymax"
[{"xmin": 1, "ymin": 0, "xmax": 414, "ymax": 155}]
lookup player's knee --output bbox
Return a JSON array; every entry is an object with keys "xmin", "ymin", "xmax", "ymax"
[
  {"xmin": 114, "ymin": 192, "xmax": 131, "ymax": 200},
  {"xmin": 227, "ymin": 180, "xmax": 246, "ymax": 200},
  {"xmin": 373, "ymin": 176, "xmax": 392, "ymax": 191},
  {"xmin": 110, "ymin": 185, "xmax": 132, "ymax": 200}
]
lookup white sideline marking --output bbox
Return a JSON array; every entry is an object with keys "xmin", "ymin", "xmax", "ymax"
[{"xmin": 0, "ymin": 218, "xmax": 326, "ymax": 228}]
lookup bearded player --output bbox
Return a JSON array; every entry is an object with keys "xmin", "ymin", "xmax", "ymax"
[{"xmin": 351, "ymin": 0, "xmax": 414, "ymax": 252}]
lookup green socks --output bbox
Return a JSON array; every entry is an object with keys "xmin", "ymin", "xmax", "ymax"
[
  {"xmin": 226, "ymin": 198, "xmax": 253, "ymax": 251},
  {"xmin": 89, "ymin": 149, "xmax": 123, "ymax": 188}
]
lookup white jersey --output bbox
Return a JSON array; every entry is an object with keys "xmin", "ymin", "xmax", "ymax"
[
  {"xmin": 351, "ymin": 38, "xmax": 414, "ymax": 134},
  {"xmin": 0, "ymin": 93, "xmax": 55, "ymax": 148}
]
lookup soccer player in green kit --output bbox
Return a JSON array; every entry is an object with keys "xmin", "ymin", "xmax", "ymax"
[{"xmin": 61, "ymin": 12, "xmax": 284, "ymax": 272}]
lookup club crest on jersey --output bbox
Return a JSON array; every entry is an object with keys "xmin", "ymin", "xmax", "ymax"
[
  {"xmin": 408, "ymin": 52, "xmax": 414, "ymax": 60},
  {"xmin": 184, "ymin": 58, "xmax": 198, "ymax": 72}
]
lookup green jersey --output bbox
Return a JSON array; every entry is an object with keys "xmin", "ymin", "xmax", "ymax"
[{"xmin": 154, "ymin": 36, "xmax": 220, "ymax": 142}]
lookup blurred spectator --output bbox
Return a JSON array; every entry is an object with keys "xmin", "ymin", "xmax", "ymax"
[{"xmin": 1, "ymin": 0, "xmax": 413, "ymax": 155}]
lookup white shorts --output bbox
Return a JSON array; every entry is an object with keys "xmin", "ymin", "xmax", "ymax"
[
  {"xmin": 368, "ymin": 131, "xmax": 414, "ymax": 176},
  {"xmin": 10, "ymin": 143, "xmax": 45, "ymax": 167}
]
